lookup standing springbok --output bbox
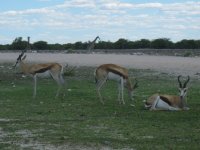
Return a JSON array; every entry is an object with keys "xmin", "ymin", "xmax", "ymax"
[
  {"xmin": 13, "ymin": 51, "xmax": 65, "ymax": 98},
  {"xmin": 94, "ymin": 64, "xmax": 138, "ymax": 104},
  {"xmin": 145, "ymin": 75, "xmax": 190, "ymax": 111}
]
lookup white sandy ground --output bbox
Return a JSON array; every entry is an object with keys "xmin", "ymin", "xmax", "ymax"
[{"xmin": 1, "ymin": 52, "xmax": 200, "ymax": 76}]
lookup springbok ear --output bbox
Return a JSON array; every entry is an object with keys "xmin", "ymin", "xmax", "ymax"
[{"xmin": 22, "ymin": 55, "xmax": 26, "ymax": 60}]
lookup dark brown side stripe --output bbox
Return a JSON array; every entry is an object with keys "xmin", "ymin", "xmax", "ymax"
[
  {"xmin": 160, "ymin": 96, "xmax": 172, "ymax": 106},
  {"xmin": 34, "ymin": 65, "xmax": 52, "ymax": 74},
  {"xmin": 107, "ymin": 68, "xmax": 127, "ymax": 79},
  {"xmin": 145, "ymin": 101, "xmax": 151, "ymax": 106}
]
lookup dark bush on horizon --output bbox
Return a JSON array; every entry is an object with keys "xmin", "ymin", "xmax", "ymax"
[{"xmin": 1, "ymin": 37, "xmax": 200, "ymax": 50}]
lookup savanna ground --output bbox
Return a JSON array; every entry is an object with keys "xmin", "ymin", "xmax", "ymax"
[{"xmin": 0, "ymin": 60, "xmax": 200, "ymax": 150}]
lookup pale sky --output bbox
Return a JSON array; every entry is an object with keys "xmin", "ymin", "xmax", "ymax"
[{"xmin": 0, "ymin": 0, "xmax": 200, "ymax": 44}]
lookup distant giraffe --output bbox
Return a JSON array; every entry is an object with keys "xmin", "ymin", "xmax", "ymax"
[
  {"xmin": 26, "ymin": 36, "xmax": 31, "ymax": 51},
  {"xmin": 87, "ymin": 36, "xmax": 100, "ymax": 52}
]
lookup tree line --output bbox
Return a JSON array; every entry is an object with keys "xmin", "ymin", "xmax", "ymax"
[{"xmin": 0, "ymin": 37, "xmax": 200, "ymax": 51}]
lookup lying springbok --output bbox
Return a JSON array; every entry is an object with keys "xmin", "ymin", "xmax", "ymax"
[
  {"xmin": 94, "ymin": 64, "xmax": 138, "ymax": 104},
  {"xmin": 145, "ymin": 75, "xmax": 190, "ymax": 111},
  {"xmin": 13, "ymin": 51, "xmax": 65, "ymax": 98}
]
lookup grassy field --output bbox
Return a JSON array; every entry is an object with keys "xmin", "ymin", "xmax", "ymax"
[{"xmin": 0, "ymin": 63, "xmax": 200, "ymax": 149}]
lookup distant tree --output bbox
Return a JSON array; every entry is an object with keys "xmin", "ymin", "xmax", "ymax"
[
  {"xmin": 81, "ymin": 42, "xmax": 88, "ymax": 49},
  {"xmin": 63, "ymin": 43, "xmax": 73, "ymax": 49},
  {"xmin": 10, "ymin": 37, "xmax": 27, "ymax": 50},
  {"xmin": 175, "ymin": 39, "xmax": 198, "ymax": 49},
  {"xmin": 33, "ymin": 41, "xmax": 48, "ymax": 50},
  {"xmin": 0, "ymin": 44, "xmax": 7, "ymax": 50},
  {"xmin": 48, "ymin": 43, "xmax": 65, "ymax": 50},
  {"xmin": 195, "ymin": 40, "xmax": 200, "ymax": 49},
  {"xmin": 139, "ymin": 39, "xmax": 151, "ymax": 48},
  {"xmin": 73, "ymin": 41, "xmax": 87, "ymax": 49},
  {"xmin": 130, "ymin": 39, "xmax": 151, "ymax": 49},
  {"xmin": 151, "ymin": 38, "xmax": 174, "ymax": 49},
  {"xmin": 114, "ymin": 38, "xmax": 129, "ymax": 49},
  {"xmin": 73, "ymin": 41, "xmax": 82, "ymax": 49},
  {"xmin": 96, "ymin": 41, "xmax": 114, "ymax": 49}
]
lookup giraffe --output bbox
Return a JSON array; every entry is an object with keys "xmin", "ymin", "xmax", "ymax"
[
  {"xmin": 87, "ymin": 36, "xmax": 100, "ymax": 52},
  {"xmin": 26, "ymin": 36, "xmax": 31, "ymax": 51}
]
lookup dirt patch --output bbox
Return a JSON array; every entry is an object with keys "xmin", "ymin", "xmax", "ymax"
[{"xmin": 0, "ymin": 127, "xmax": 112, "ymax": 150}]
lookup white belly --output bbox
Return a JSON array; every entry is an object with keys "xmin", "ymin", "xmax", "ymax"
[
  {"xmin": 37, "ymin": 70, "xmax": 51, "ymax": 78},
  {"xmin": 107, "ymin": 72, "xmax": 122, "ymax": 81},
  {"xmin": 153, "ymin": 96, "xmax": 180, "ymax": 111}
]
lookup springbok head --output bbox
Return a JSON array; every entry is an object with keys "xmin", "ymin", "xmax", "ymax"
[
  {"xmin": 178, "ymin": 75, "xmax": 190, "ymax": 98},
  {"xmin": 13, "ymin": 50, "xmax": 26, "ymax": 69},
  {"xmin": 133, "ymin": 79, "xmax": 139, "ymax": 90},
  {"xmin": 126, "ymin": 78, "xmax": 138, "ymax": 100},
  {"xmin": 177, "ymin": 75, "xmax": 190, "ymax": 109},
  {"xmin": 96, "ymin": 36, "xmax": 100, "ymax": 41}
]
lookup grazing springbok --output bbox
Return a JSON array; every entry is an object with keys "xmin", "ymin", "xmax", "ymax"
[
  {"xmin": 13, "ymin": 51, "xmax": 65, "ymax": 98},
  {"xmin": 94, "ymin": 64, "xmax": 138, "ymax": 104},
  {"xmin": 145, "ymin": 75, "xmax": 190, "ymax": 111}
]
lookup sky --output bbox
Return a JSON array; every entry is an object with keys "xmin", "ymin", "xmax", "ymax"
[{"xmin": 0, "ymin": 0, "xmax": 200, "ymax": 44}]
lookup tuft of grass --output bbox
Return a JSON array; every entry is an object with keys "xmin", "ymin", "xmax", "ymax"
[
  {"xmin": 183, "ymin": 51, "xmax": 193, "ymax": 57},
  {"xmin": 0, "ymin": 64, "xmax": 200, "ymax": 149}
]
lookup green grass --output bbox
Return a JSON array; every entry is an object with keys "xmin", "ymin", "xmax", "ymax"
[{"xmin": 0, "ymin": 64, "xmax": 200, "ymax": 149}]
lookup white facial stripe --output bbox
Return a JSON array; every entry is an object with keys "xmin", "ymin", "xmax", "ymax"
[{"xmin": 179, "ymin": 88, "xmax": 187, "ymax": 97}]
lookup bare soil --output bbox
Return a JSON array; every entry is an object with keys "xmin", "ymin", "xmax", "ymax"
[{"xmin": 0, "ymin": 52, "xmax": 200, "ymax": 76}]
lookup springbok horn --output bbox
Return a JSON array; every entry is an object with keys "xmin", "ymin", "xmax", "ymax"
[
  {"xmin": 18, "ymin": 50, "xmax": 26, "ymax": 60},
  {"xmin": 178, "ymin": 75, "xmax": 182, "ymax": 88},
  {"xmin": 13, "ymin": 50, "xmax": 26, "ymax": 68},
  {"xmin": 183, "ymin": 76, "xmax": 190, "ymax": 88}
]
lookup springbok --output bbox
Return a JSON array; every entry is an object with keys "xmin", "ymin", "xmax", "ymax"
[
  {"xmin": 94, "ymin": 64, "xmax": 138, "ymax": 104},
  {"xmin": 13, "ymin": 51, "xmax": 65, "ymax": 98},
  {"xmin": 145, "ymin": 75, "xmax": 190, "ymax": 111}
]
